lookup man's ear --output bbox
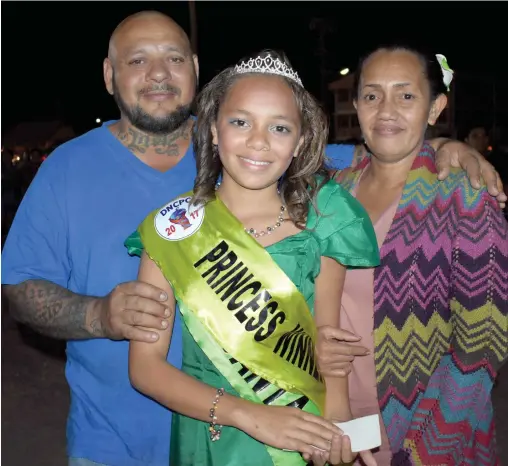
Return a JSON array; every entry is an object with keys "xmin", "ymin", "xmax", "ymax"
[
  {"xmin": 193, "ymin": 54, "xmax": 199, "ymax": 82},
  {"xmin": 104, "ymin": 58, "xmax": 114, "ymax": 96}
]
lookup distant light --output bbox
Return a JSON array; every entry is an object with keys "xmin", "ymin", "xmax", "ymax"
[
  {"xmin": 339, "ymin": 68, "xmax": 349, "ymax": 76},
  {"xmin": 96, "ymin": 118, "xmax": 101, "ymax": 124}
]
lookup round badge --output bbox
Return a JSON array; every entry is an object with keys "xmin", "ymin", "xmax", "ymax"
[{"xmin": 154, "ymin": 196, "xmax": 205, "ymax": 241}]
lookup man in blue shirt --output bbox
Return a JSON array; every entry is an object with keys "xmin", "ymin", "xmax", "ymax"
[{"xmin": 2, "ymin": 10, "xmax": 505, "ymax": 466}]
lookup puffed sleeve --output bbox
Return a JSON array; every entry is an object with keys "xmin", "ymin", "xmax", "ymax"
[
  {"xmin": 308, "ymin": 179, "xmax": 380, "ymax": 268},
  {"xmin": 125, "ymin": 230, "xmax": 144, "ymax": 258}
]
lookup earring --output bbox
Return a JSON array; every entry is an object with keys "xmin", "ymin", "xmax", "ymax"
[
  {"xmin": 215, "ymin": 172, "xmax": 223, "ymax": 190},
  {"xmin": 212, "ymin": 144, "xmax": 222, "ymax": 190}
]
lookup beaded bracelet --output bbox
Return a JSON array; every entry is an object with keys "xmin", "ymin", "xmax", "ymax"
[{"xmin": 209, "ymin": 387, "xmax": 224, "ymax": 441}]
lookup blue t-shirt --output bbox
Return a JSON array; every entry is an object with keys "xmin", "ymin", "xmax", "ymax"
[
  {"xmin": 325, "ymin": 143, "xmax": 356, "ymax": 170},
  {"xmin": 1, "ymin": 121, "xmax": 354, "ymax": 466}
]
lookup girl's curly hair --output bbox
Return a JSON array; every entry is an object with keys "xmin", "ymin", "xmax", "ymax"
[{"xmin": 192, "ymin": 49, "xmax": 330, "ymax": 229}]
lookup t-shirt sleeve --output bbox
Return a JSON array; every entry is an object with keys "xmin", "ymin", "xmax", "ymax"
[
  {"xmin": 325, "ymin": 144, "xmax": 355, "ymax": 170},
  {"xmin": 125, "ymin": 230, "xmax": 144, "ymax": 258},
  {"xmin": 309, "ymin": 180, "xmax": 380, "ymax": 268},
  {"xmin": 1, "ymin": 153, "xmax": 72, "ymax": 287}
]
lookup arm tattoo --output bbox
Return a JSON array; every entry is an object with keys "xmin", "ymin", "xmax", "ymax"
[
  {"xmin": 117, "ymin": 121, "xmax": 191, "ymax": 157},
  {"xmin": 3, "ymin": 280, "xmax": 103, "ymax": 340}
]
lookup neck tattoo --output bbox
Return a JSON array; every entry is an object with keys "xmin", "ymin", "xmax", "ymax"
[{"xmin": 116, "ymin": 121, "xmax": 191, "ymax": 156}]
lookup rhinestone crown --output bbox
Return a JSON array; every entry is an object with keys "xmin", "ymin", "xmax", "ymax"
[{"xmin": 233, "ymin": 54, "xmax": 303, "ymax": 87}]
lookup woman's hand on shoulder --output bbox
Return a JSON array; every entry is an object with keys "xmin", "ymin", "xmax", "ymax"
[{"xmin": 316, "ymin": 325, "xmax": 369, "ymax": 377}]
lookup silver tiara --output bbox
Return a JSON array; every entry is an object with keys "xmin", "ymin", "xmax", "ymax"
[{"xmin": 233, "ymin": 54, "xmax": 303, "ymax": 87}]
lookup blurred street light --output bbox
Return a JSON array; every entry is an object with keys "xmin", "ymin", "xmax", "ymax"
[
  {"xmin": 96, "ymin": 118, "xmax": 101, "ymax": 124},
  {"xmin": 339, "ymin": 68, "xmax": 349, "ymax": 76}
]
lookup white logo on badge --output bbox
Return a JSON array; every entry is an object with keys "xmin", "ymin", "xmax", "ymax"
[{"xmin": 154, "ymin": 196, "xmax": 205, "ymax": 241}]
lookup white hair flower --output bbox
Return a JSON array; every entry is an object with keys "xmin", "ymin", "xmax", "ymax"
[{"xmin": 435, "ymin": 54, "xmax": 454, "ymax": 92}]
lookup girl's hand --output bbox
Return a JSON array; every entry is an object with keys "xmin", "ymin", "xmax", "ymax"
[
  {"xmin": 233, "ymin": 403, "xmax": 342, "ymax": 457},
  {"xmin": 304, "ymin": 435, "xmax": 341, "ymax": 466},
  {"xmin": 305, "ymin": 437, "xmax": 378, "ymax": 466},
  {"xmin": 327, "ymin": 434, "xmax": 378, "ymax": 466},
  {"xmin": 302, "ymin": 417, "xmax": 378, "ymax": 466}
]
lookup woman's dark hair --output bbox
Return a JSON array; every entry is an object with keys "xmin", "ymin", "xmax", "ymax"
[
  {"xmin": 192, "ymin": 49, "xmax": 330, "ymax": 230},
  {"xmin": 352, "ymin": 44, "xmax": 449, "ymax": 101}
]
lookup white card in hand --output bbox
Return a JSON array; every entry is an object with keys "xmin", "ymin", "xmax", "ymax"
[{"xmin": 335, "ymin": 414, "xmax": 381, "ymax": 452}]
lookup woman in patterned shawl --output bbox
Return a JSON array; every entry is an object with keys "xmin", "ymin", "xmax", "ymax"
[{"xmin": 326, "ymin": 45, "xmax": 508, "ymax": 465}]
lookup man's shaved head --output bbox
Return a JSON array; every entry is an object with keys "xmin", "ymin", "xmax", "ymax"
[
  {"xmin": 108, "ymin": 11, "xmax": 192, "ymax": 62},
  {"xmin": 103, "ymin": 10, "xmax": 198, "ymax": 135}
]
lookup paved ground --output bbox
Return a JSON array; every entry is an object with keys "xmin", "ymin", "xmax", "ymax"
[{"xmin": 2, "ymin": 308, "xmax": 507, "ymax": 466}]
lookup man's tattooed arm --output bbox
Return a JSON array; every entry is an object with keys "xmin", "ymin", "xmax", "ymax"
[{"xmin": 3, "ymin": 280, "xmax": 104, "ymax": 340}]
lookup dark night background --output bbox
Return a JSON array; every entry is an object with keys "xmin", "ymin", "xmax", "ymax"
[
  {"xmin": 2, "ymin": 1, "xmax": 507, "ymax": 136},
  {"xmin": 2, "ymin": 5, "xmax": 508, "ymax": 466}
]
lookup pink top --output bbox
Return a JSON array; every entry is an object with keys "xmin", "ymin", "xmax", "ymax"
[{"xmin": 340, "ymin": 183, "xmax": 400, "ymax": 465}]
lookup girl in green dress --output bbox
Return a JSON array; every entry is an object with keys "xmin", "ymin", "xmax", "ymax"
[{"xmin": 126, "ymin": 49, "xmax": 379, "ymax": 466}]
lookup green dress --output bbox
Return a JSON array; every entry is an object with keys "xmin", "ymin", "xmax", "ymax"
[{"xmin": 125, "ymin": 179, "xmax": 379, "ymax": 466}]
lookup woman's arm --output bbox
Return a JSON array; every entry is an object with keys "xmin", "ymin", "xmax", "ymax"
[
  {"xmin": 313, "ymin": 258, "xmax": 378, "ymax": 466},
  {"xmin": 129, "ymin": 252, "xmax": 342, "ymax": 455},
  {"xmin": 314, "ymin": 257, "xmax": 351, "ymax": 421}
]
